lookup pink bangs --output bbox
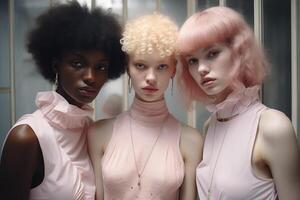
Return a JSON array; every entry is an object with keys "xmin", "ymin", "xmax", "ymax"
[{"xmin": 177, "ymin": 7, "xmax": 243, "ymax": 56}]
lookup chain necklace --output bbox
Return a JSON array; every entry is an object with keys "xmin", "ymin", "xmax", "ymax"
[
  {"xmin": 207, "ymin": 106, "xmax": 238, "ymax": 200},
  {"xmin": 129, "ymin": 114, "xmax": 168, "ymax": 189},
  {"xmin": 207, "ymin": 120, "xmax": 229, "ymax": 200}
]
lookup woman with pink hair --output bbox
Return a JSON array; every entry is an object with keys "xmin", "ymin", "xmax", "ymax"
[{"xmin": 177, "ymin": 6, "xmax": 300, "ymax": 200}]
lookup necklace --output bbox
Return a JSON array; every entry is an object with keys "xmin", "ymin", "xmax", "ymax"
[
  {"xmin": 129, "ymin": 114, "xmax": 168, "ymax": 189},
  {"xmin": 207, "ymin": 121, "xmax": 230, "ymax": 200},
  {"xmin": 207, "ymin": 105, "xmax": 238, "ymax": 200}
]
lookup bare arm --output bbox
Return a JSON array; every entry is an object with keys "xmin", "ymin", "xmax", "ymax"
[
  {"xmin": 179, "ymin": 125, "xmax": 203, "ymax": 200},
  {"xmin": 0, "ymin": 125, "xmax": 41, "ymax": 200},
  {"xmin": 87, "ymin": 118, "xmax": 114, "ymax": 200},
  {"xmin": 259, "ymin": 109, "xmax": 300, "ymax": 200}
]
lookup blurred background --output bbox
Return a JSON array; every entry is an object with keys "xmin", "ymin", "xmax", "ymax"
[{"xmin": 1, "ymin": 0, "xmax": 299, "ymax": 155}]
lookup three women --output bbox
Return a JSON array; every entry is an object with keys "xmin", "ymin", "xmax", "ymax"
[{"xmin": 1, "ymin": 3, "xmax": 299, "ymax": 200}]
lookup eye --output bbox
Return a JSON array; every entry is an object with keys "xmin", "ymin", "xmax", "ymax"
[
  {"xmin": 207, "ymin": 49, "xmax": 220, "ymax": 59},
  {"xmin": 70, "ymin": 60, "xmax": 85, "ymax": 69},
  {"xmin": 135, "ymin": 63, "xmax": 146, "ymax": 70},
  {"xmin": 157, "ymin": 64, "xmax": 168, "ymax": 71},
  {"xmin": 95, "ymin": 62, "xmax": 109, "ymax": 71},
  {"xmin": 187, "ymin": 58, "xmax": 199, "ymax": 67}
]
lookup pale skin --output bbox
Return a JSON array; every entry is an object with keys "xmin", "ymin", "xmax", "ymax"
[
  {"xmin": 87, "ymin": 49, "xmax": 203, "ymax": 200},
  {"xmin": 190, "ymin": 42, "xmax": 300, "ymax": 200}
]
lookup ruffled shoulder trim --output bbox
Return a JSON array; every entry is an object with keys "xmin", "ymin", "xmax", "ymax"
[
  {"xmin": 206, "ymin": 85, "xmax": 260, "ymax": 116},
  {"xmin": 36, "ymin": 91, "xmax": 93, "ymax": 129}
]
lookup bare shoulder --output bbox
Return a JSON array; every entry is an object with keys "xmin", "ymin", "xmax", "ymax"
[
  {"xmin": 259, "ymin": 109, "xmax": 295, "ymax": 143},
  {"xmin": 181, "ymin": 124, "xmax": 203, "ymax": 141},
  {"xmin": 1, "ymin": 125, "xmax": 40, "ymax": 171},
  {"xmin": 257, "ymin": 108, "xmax": 298, "ymax": 163},
  {"xmin": 87, "ymin": 117, "xmax": 116, "ymax": 151},
  {"xmin": 4, "ymin": 124, "xmax": 39, "ymax": 148},
  {"xmin": 88, "ymin": 117, "xmax": 116, "ymax": 135}
]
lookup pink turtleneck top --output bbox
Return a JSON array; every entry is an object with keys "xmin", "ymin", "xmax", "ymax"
[
  {"xmin": 102, "ymin": 97, "xmax": 184, "ymax": 200},
  {"xmin": 4, "ymin": 91, "xmax": 95, "ymax": 200},
  {"xmin": 197, "ymin": 86, "xmax": 278, "ymax": 200}
]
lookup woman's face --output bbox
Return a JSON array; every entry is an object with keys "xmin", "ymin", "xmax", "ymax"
[
  {"xmin": 56, "ymin": 50, "xmax": 109, "ymax": 108},
  {"xmin": 128, "ymin": 49, "xmax": 176, "ymax": 102},
  {"xmin": 185, "ymin": 43, "xmax": 234, "ymax": 101}
]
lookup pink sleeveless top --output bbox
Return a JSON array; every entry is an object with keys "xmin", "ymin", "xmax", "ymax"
[
  {"xmin": 102, "ymin": 97, "xmax": 184, "ymax": 200},
  {"xmin": 6, "ymin": 91, "xmax": 95, "ymax": 200},
  {"xmin": 197, "ymin": 86, "xmax": 278, "ymax": 200}
]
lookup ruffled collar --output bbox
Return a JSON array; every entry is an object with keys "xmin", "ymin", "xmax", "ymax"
[
  {"xmin": 206, "ymin": 85, "xmax": 260, "ymax": 119},
  {"xmin": 36, "ymin": 91, "xmax": 93, "ymax": 129},
  {"xmin": 129, "ymin": 97, "xmax": 169, "ymax": 125}
]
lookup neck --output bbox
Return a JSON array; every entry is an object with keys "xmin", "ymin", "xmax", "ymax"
[
  {"xmin": 135, "ymin": 94, "xmax": 165, "ymax": 103},
  {"xmin": 206, "ymin": 85, "xmax": 260, "ymax": 120},
  {"xmin": 129, "ymin": 96, "xmax": 169, "ymax": 125},
  {"xmin": 56, "ymin": 87, "xmax": 83, "ymax": 108},
  {"xmin": 210, "ymin": 88, "xmax": 233, "ymax": 105}
]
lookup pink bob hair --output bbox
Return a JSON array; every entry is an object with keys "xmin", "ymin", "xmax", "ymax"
[{"xmin": 177, "ymin": 6, "xmax": 269, "ymax": 107}]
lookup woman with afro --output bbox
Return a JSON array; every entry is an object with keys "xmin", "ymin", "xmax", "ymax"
[{"xmin": 0, "ymin": 1, "xmax": 125, "ymax": 199}]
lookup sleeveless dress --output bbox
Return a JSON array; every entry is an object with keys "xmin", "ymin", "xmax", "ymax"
[
  {"xmin": 4, "ymin": 91, "xmax": 95, "ymax": 200},
  {"xmin": 102, "ymin": 97, "xmax": 184, "ymax": 200},
  {"xmin": 197, "ymin": 86, "xmax": 278, "ymax": 200}
]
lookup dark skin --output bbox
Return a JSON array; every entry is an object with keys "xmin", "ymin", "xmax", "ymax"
[{"xmin": 0, "ymin": 50, "xmax": 109, "ymax": 200}]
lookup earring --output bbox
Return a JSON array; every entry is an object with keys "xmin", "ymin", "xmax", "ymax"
[
  {"xmin": 54, "ymin": 73, "xmax": 58, "ymax": 87},
  {"xmin": 128, "ymin": 76, "xmax": 132, "ymax": 93},
  {"xmin": 171, "ymin": 77, "xmax": 174, "ymax": 96}
]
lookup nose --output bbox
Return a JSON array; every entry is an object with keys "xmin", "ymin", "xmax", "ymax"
[
  {"xmin": 198, "ymin": 63, "xmax": 209, "ymax": 76},
  {"xmin": 145, "ymin": 69, "xmax": 156, "ymax": 85},
  {"xmin": 83, "ymin": 67, "xmax": 96, "ymax": 85}
]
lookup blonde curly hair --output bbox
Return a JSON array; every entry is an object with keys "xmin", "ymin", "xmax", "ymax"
[{"xmin": 120, "ymin": 13, "xmax": 178, "ymax": 58}]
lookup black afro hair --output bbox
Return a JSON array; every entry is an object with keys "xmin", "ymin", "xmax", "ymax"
[{"xmin": 27, "ymin": 1, "xmax": 126, "ymax": 83}]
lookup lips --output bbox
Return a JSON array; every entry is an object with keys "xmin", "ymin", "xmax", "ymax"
[
  {"xmin": 78, "ymin": 87, "xmax": 98, "ymax": 97},
  {"xmin": 142, "ymin": 86, "xmax": 158, "ymax": 92},
  {"xmin": 201, "ymin": 77, "xmax": 216, "ymax": 86}
]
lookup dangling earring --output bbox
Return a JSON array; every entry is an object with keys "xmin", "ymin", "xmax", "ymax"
[
  {"xmin": 128, "ymin": 76, "xmax": 132, "ymax": 93},
  {"xmin": 52, "ymin": 58, "xmax": 58, "ymax": 88},
  {"xmin": 54, "ymin": 73, "xmax": 58, "ymax": 87},
  {"xmin": 171, "ymin": 77, "xmax": 174, "ymax": 96}
]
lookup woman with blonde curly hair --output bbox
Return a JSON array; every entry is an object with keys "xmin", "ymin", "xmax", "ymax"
[
  {"xmin": 177, "ymin": 6, "xmax": 300, "ymax": 200},
  {"xmin": 87, "ymin": 13, "xmax": 203, "ymax": 200}
]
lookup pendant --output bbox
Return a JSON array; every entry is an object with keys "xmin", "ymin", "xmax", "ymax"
[
  {"xmin": 207, "ymin": 188, "xmax": 211, "ymax": 200},
  {"xmin": 137, "ymin": 174, "xmax": 141, "ymax": 188}
]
